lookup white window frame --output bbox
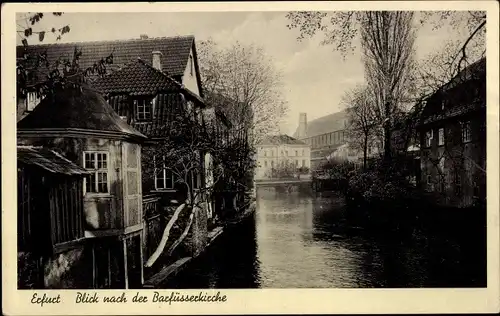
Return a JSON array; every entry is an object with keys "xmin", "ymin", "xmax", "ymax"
[
  {"xmin": 154, "ymin": 156, "xmax": 175, "ymax": 190},
  {"xmin": 83, "ymin": 151, "xmax": 110, "ymax": 194},
  {"xmin": 25, "ymin": 91, "xmax": 40, "ymax": 112},
  {"xmin": 461, "ymin": 121, "xmax": 471, "ymax": 143},
  {"xmin": 134, "ymin": 98, "xmax": 153, "ymax": 122},
  {"xmin": 425, "ymin": 129, "xmax": 433, "ymax": 148},
  {"xmin": 438, "ymin": 128, "xmax": 445, "ymax": 146}
]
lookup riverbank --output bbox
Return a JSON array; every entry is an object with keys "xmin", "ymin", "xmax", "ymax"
[{"xmin": 143, "ymin": 200, "xmax": 257, "ymax": 288}]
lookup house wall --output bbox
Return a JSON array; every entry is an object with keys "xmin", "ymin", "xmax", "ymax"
[
  {"xmin": 181, "ymin": 48, "xmax": 200, "ymax": 97},
  {"xmin": 255, "ymin": 144, "xmax": 311, "ymax": 180},
  {"xmin": 17, "ymin": 136, "xmax": 143, "ymax": 232},
  {"xmin": 419, "ymin": 111, "xmax": 486, "ymax": 208}
]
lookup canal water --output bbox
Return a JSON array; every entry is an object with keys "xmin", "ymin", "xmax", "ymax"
[{"xmin": 163, "ymin": 189, "xmax": 486, "ymax": 288}]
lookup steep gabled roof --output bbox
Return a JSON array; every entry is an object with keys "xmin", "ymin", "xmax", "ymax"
[
  {"xmin": 293, "ymin": 109, "xmax": 348, "ymax": 139},
  {"xmin": 17, "ymin": 35, "xmax": 195, "ymax": 77},
  {"xmin": 17, "ymin": 35, "xmax": 204, "ymax": 97},
  {"xmin": 259, "ymin": 134, "xmax": 307, "ymax": 146},
  {"xmin": 17, "ymin": 85, "xmax": 146, "ymax": 141}
]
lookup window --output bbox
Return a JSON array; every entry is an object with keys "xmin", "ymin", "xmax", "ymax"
[
  {"xmin": 84, "ymin": 152, "xmax": 109, "ymax": 193},
  {"xmin": 295, "ymin": 160, "xmax": 299, "ymax": 167},
  {"xmin": 134, "ymin": 99, "xmax": 153, "ymax": 121},
  {"xmin": 264, "ymin": 160, "xmax": 268, "ymax": 168},
  {"xmin": 154, "ymin": 156, "xmax": 175, "ymax": 190},
  {"xmin": 25, "ymin": 92, "xmax": 40, "ymax": 112},
  {"xmin": 264, "ymin": 150, "xmax": 267, "ymax": 157},
  {"xmin": 461, "ymin": 121, "xmax": 471, "ymax": 143},
  {"xmin": 425, "ymin": 129, "xmax": 433, "ymax": 148},
  {"xmin": 302, "ymin": 149, "xmax": 305, "ymax": 156},
  {"xmin": 295, "ymin": 150, "xmax": 298, "ymax": 156},
  {"xmin": 438, "ymin": 128, "xmax": 445, "ymax": 146},
  {"xmin": 271, "ymin": 161, "xmax": 274, "ymax": 168},
  {"xmin": 302, "ymin": 160, "xmax": 305, "ymax": 167}
]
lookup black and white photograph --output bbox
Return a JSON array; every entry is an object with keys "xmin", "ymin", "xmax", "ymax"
[{"xmin": 3, "ymin": 2, "xmax": 498, "ymax": 311}]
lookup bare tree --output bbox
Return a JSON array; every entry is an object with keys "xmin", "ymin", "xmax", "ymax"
[
  {"xmin": 286, "ymin": 11, "xmax": 416, "ymax": 164},
  {"xmin": 361, "ymin": 12, "xmax": 417, "ymax": 162},
  {"xmin": 141, "ymin": 105, "xmax": 224, "ymax": 267},
  {"xmin": 342, "ymin": 85, "xmax": 378, "ymax": 170},
  {"xmin": 197, "ymin": 39, "xmax": 288, "ymax": 145}
]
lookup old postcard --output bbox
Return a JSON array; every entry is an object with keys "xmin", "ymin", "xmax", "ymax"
[{"xmin": 2, "ymin": 1, "xmax": 499, "ymax": 315}]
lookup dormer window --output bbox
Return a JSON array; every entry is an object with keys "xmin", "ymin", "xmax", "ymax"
[
  {"xmin": 25, "ymin": 91, "xmax": 40, "ymax": 112},
  {"xmin": 134, "ymin": 98, "xmax": 153, "ymax": 122}
]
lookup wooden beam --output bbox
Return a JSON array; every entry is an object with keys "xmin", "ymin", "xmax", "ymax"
[{"xmin": 123, "ymin": 239, "xmax": 129, "ymax": 289}]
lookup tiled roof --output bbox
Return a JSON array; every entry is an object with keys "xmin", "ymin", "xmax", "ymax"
[
  {"xmin": 92, "ymin": 58, "xmax": 181, "ymax": 96},
  {"xmin": 443, "ymin": 57, "xmax": 486, "ymax": 92},
  {"xmin": 17, "ymin": 35, "xmax": 195, "ymax": 79},
  {"xmin": 294, "ymin": 109, "xmax": 348, "ymax": 139},
  {"xmin": 17, "ymin": 85, "xmax": 146, "ymax": 140},
  {"xmin": 259, "ymin": 135, "xmax": 307, "ymax": 146},
  {"xmin": 419, "ymin": 57, "xmax": 486, "ymax": 126},
  {"xmin": 18, "ymin": 146, "xmax": 89, "ymax": 176}
]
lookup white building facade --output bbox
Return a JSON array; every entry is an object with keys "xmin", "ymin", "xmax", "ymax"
[{"xmin": 255, "ymin": 135, "xmax": 311, "ymax": 180}]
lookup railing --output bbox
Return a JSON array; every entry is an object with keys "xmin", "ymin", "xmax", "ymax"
[{"xmin": 142, "ymin": 195, "xmax": 164, "ymax": 263}]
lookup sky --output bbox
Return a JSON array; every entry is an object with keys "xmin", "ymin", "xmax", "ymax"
[{"xmin": 16, "ymin": 12, "xmax": 457, "ymax": 135}]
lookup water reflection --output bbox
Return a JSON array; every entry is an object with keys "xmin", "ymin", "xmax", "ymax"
[{"xmin": 163, "ymin": 188, "xmax": 486, "ymax": 288}]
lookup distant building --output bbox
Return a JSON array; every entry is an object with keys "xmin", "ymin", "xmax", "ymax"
[
  {"xmin": 293, "ymin": 111, "xmax": 350, "ymax": 170},
  {"xmin": 255, "ymin": 135, "xmax": 310, "ymax": 180},
  {"xmin": 417, "ymin": 57, "xmax": 486, "ymax": 208}
]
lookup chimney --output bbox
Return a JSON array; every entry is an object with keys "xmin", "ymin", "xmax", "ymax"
[
  {"xmin": 152, "ymin": 51, "xmax": 162, "ymax": 71},
  {"xmin": 297, "ymin": 112, "xmax": 307, "ymax": 139},
  {"xmin": 140, "ymin": 34, "xmax": 149, "ymax": 40}
]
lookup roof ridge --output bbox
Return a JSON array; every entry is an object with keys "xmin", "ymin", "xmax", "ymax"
[{"xmin": 17, "ymin": 35, "xmax": 195, "ymax": 49}]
